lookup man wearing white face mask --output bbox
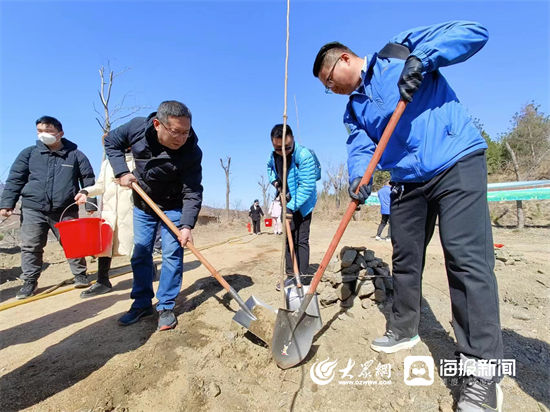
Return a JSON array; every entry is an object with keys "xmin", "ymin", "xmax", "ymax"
[{"xmin": 0, "ymin": 116, "xmax": 96, "ymax": 299}]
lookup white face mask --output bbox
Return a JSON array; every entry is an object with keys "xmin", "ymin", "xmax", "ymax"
[{"xmin": 37, "ymin": 132, "xmax": 58, "ymax": 145}]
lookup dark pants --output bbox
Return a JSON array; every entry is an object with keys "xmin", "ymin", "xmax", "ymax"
[
  {"xmin": 376, "ymin": 214, "xmax": 391, "ymax": 237},
  {"xmin": 389, "ymin": 150, "xmax": 503, "ymax": 362},
  {"xmin": 252, "ymin": 219, "xmax": 261, "ymax": 234},
  {"xmin": 20, "ymin": 207, "xmax": 87, "ymax": 282},
  {"xmin": 97, "ymin": 257, "xmax": 112, "ymax": 286},
  {"xmin": 286, "ymin": 211, "xmax": 312, "ymax": 275}
]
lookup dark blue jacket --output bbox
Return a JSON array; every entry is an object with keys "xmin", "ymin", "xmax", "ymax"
[
  {"xmin": 345, "ymin": 21, "xmax": 488, "ymax": 183},
  {"xmin": 104, "ymin": 113, "xmax": 203, "ymax": 229},
  {"xmin": 0, "ymin": 139, "xmax": 95, "ymax": 213}
]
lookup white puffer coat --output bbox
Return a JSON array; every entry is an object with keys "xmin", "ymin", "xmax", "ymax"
[{"xmin": 83, "ymin": 154, "xmax": 135, "ymax": 257}]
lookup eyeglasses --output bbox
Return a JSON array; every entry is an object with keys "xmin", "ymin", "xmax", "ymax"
[
  {"xmin": 324, "ymin": 56, "xmax": 342, "ymax": 94},
  {"xmin": 157, "ymin": 119, "xmax": 190, "ymax": 139}
]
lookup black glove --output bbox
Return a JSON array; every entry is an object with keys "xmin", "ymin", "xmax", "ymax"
[
  {"xmin": 348, "ymin": 177, "xmax": 372, "ymax": 204},
  {"xmin": 398, "ymin": 55, "xmax": 423, "ymax": 102}
]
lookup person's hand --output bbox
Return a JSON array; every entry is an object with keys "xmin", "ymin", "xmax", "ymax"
[
  {"xmin": 119, "ymin": 173, "xmax": 137, "ymax": 188},
  {"xmin": 398, "ymin": 55, "xmax": 423, "ymax": 102},
  {"xmin": 179, "ymin": 227, "xmax": 193, "ymax": 247},
  {"xmin": 348, "ymin": 177, "xmax": 372, "ymax": 204},
  {"xmin": 0, "ymin": 208, "xmax": 13, "ymax": 218},
  {"xmin": 285, "ymin": 208, "xmax": 293, "ymax": 221},
  {"xmin": 74, "ymin": 192, "xmax": 87, "ymax": 205},
  {"xmin": 272, "ymin": 179, "xmax": 282, "ymax": 190}
]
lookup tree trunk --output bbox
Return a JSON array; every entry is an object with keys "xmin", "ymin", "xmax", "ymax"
[
  {"xmin": 504, "ymin": 141, "xmax": 524, "ymax": 229},
  {"xmin": 220, "ymin": 157, "xmax": 231, "ymax": 221}
]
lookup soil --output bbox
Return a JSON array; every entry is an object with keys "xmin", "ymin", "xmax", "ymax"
[{"xmin": 0, "ymin": 219, "xmax": 548, "ymax": 412}]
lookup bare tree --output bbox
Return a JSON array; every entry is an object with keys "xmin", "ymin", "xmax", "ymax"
[
  {"xmin": 94, "ymin": 64, "xmax": 144, "ymax": 138},
  {"xmin": 325, "ymin": 163, "xmax": 347, "ymax": 209},
  {"xmin": 258, "ymin": 175, "xmax": 271, "ymax": 211},
  {"xmin": 220, "ymin": 157, "xmax": 231, "ymax": 220}
]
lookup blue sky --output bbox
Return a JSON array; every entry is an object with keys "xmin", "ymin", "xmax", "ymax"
[{"xmin": 1, "ymin": 0, "xmax": 548, "ymax": 208}]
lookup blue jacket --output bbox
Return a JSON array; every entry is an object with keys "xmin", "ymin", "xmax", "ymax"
[
  {"xmin": 345, "ymin": 21, "xmax": 488, "ymax": 183},
  {"xmin": 377, "ymin": 185, "xmax": 391, "ymax": 215},
  {"xmin": 267, "ymin": 143, "xmax": 317, "ymax": 216}
]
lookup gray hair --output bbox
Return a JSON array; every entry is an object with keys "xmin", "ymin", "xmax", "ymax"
[{"xmin": 156, "ymin": 100, "xmax": 192, "ymax": 123}]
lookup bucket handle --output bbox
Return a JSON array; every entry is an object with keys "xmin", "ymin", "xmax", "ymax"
[{"xmin": 59, "ymin": 201, "xmax": 99, "ymax": 222}]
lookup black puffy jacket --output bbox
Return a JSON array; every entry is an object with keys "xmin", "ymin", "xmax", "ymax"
[
  {"xmin": 104, "ymin": 113, "xmax": 203, "ymax": 229},
  {"xmin": 0, "ymin": 139, "xmax": 95, "ymax": 213}
]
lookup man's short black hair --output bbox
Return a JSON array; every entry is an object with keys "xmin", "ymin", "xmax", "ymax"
[
  {"xmin": 156, "ymin": 100, "xmax": 192, "ymax": 123},
  {"xmin": 313, "ymin": 41, "xmax": 353, "ymax": 77},
  {"xmin": 35, "ymin": 116, "xmax": 63, "ymax": 131},
  {"xmin": 270, "ymin": 124, "xmax": 293, "ymax": 140}
]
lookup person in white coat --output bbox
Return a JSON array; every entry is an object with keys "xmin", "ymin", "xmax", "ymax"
[
  {"xmin": 268, "ymin": 195, "xmax": 282, "ymax": 235},
  {"xmin": 74, "ymin": 150, "xmax": 135, "ymax": 297}
]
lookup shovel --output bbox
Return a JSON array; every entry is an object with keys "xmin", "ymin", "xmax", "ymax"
[
  {"xmin": 283, "ymin": 218, "xmax": 322, "ymax": 332},
  {"xmin": 271, "ymin": 100, "xmax": 408, "ymax": 369},
  {"xmin": 131, "ymin": 182, "xmax": 275, "ymax": 343}
]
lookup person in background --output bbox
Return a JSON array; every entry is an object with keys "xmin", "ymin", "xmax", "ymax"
[
  {"xmin": 248, "ymin": 199, "xmax": 264, "ymax": 235},
  {"xmin": 74, "ymin": 146, "xmax": 135, "ymax": 298},
  {"xmin": 267, "ymin": 124, "xmax": 318, "ymax": 288},
  {"xmin": 0, "ymin": 116, "xmax": 95, "ymax": 299},
  {"xmin": 268, "ymin": 195, "xmax": 282, "ymax": 235},
  {"xmin": 375, "ymin": 181, "xmax": 391, "ymax": 242}
]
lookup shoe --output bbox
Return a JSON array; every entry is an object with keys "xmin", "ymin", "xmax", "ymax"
[
  {"xmin": 157, "ymin": 309, "xmax": 177, "ymax": 331},
  {"xmin": 80, "ymin": 282, "xmax": 112, "ymax": 299},
  {"xmin": 370, "ymin": 330, "xmax": 420, "ymax": 353},
  {"xmin": 16, "ymin": 281, "xmax": 37, "ymax": 299},
  {"xmin": 118, "ymin": 306, "xmax": 154, "ymax": 326},
  {"xmin": 457, "ymin": 376, "xmax": 503, "ymax": 412},
  {"xmin": 74, "ymin": 274, "xmax": 90, "ymax": 288},
  {"xmin": 375, "ymin": 236, "xmax": 382, "ymax": 241},
  {"xmin": 385, "ymin": 237, "xmax": 391, "ymax": 242},
  {"xmin": 153, "ymin": 248, "xmax": 162, "ymax": 257},
  {"xmin": 275, "ymin": 281, "xmax": 281, "ymax": 291}
]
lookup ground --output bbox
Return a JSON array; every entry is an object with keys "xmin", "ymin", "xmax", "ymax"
[{"xmin": 0, "ymin": 219, "xmax": 548, "ymax": 412}]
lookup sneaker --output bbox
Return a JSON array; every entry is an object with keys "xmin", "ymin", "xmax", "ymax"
[
  {"xmin": 457, "ymin": 376, "xmax": 503, "ymax": 412},
  {"xmin": 153, "ymin": 248, "xmax": 162, "ymax": 257},
  {"xmin": 118, "ymin": 306, "xmax": 154, "ymax": 326},
  {"xmin": 80, "ymin": 282, "xmax": 112, "ymax": 299},
  {"xmin": 385, "ymin": 237, "xmax": 391, "ymax": 242},
  {"xmin": 16, "ymin": 281, "xmax": 37, "ymax": 300},
  {"xmin": 375, "ymin": 236, "xmax": 382, "ymax": 241},
  {"xmin": 74, "ymin": 274, "xmax": 90, "ymax": 288},
  {"xmin": 157, "ymin": 309, "xmax": 177, "ymax": 331},
  {"xmin": 370, "ymin": 330, "xmax": 420, "ymax": 353}
]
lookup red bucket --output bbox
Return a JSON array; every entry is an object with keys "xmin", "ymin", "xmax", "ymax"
[
  {"xmin": 264, "ymin": 218, "xmax": 273, "ymax": 227},
  {"xmin": 55, "ymin": 217, "xmax": 113, "ymax": 258}
]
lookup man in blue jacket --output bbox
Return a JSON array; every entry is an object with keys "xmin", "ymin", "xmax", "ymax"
[
  {"xmin": 267, "ymin": 124, "xmax": 318, "ymax": 287},
  {"xmin": 313, "ymin": 21, "xmax": 503, "ymax": 411},
  {"xmin": 0, "ymin": 116, "xmax": 95, "ymax": 299},
  {"xmin": 375, "ymin": 181, "xmax": 391, "ymax": 241},
  {"xmin": 104, "ymin": 100, "xmax": 203, "ymax": 331}
]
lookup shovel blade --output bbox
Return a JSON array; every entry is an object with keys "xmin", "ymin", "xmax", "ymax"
[
  {"xmin": 284, "ymin": 282, "xmax": 323, "ymax": 333},
  {"xmin": 233, "ymin": 296, "xmax": 276, "ymax": 344},
  {"xmin": 271, "ymin": 307, "xmax": 318, "ymax": 369}
]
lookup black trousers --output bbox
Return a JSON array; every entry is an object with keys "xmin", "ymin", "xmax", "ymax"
[
  {"xmin": 252, "ymin": 219, "xmax": 261, "ymax": 234},
  {"xmin": 389, "ymin": 150, "xmax": 503, "ymax": 362},
  {"xmin": 286, "ymin": 211, "xmax": 312, "ymax": 275},
  {"xmin": 376, "ymin": 214, "xmax": 390, "ymax": 237}
]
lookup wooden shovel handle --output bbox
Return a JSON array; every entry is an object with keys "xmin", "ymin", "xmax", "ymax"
[
  {"xmin": 307, "ymin": 100, "xmax": 408, "ymax": 294},
  {"xmin": 131, "ymin": 182, "xmax": 234, "ymax": 293},
  {"xmin": 285, "ymin": 218, "xmax": 301, "ymax": 285}
]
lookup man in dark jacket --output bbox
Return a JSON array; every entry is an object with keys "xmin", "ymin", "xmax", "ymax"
[
  {"xmin": 248, "ymin": 199, "xmax": 264, "ymax": 234},
  {"xmin": 0, "ymin": 116, "xmax": 95, "ymax": 299},
  {"xmin": 104, "ymin": 100, "xmax": 203, "ymax": 331}
]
